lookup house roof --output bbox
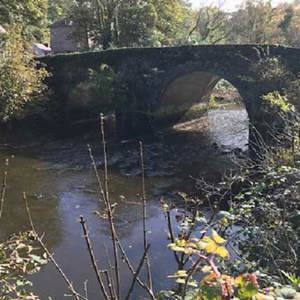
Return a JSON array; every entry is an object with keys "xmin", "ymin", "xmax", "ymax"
[
  {"xmin": 33, "ymin": 43, "xmax": 52, "ymax": 52},
  {"xmin": 0, "ymin": 25, "xmax": 6, "ymax": 34}
]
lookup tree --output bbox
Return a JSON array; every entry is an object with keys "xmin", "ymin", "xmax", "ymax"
[
  {"xmin": 228, "ymin": 0, "xmax": 276, "ymax": 44},
  {"xmin": 0, "ymin": 27, "xmax": 48, "ymax": 121},
  {"xmin": 65, "ymin": 0, "xmax": 191, "ymax": 48},
  {"xmin": 66, "ymin": 0, "xmax": 119, "ymax": 49},
  {"xmin": 48, "ymin": 0, "xmax": 72, "ymax": 24},
  {"xmin": 277, "ymin": 1, "xmax": 300, "ymax": 47},
  {"xmin": 150, "ymin": 0, "xmax": 191, "ymax": 46},
  {"xmin": 0, "ymin": 0, "xmax": 48, "ymax": 41},
  {"xmin": 118, "ymin": 1, "xmax": 157, "ymax": 47},
  {"xmin": 188, "ymin": 4, "xmax": 230, "ymax": 44},
  {"xmin": 67, "ymin": 0, "xmax": 92, "ymax": 50}
]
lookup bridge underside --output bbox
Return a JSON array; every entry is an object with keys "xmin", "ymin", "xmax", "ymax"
[{"xmin": 161, "ymin": 71, "xmax": 220, "ymax": 108}]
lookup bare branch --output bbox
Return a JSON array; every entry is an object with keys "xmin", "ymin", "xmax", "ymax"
[
  {"xmin": 79, "ymin": 216, "xmax": 111, "ymax": 300},
  {"xmin": 0, "ymin": 158, "xmax": 8, "ymax": 220},
  {"xmin": 124, "ymin": 244, "xmax": 151, "ymax": 300},
  {"xmin": 139, "ymin": 141, "xmax": 153, "ymax": 291}
]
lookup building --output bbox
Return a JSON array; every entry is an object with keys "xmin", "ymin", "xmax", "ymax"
[
  {"xmin": 33, "ymin": 43, "xmax": 52, "ymax": 57},
  {"xmin": 50, "ymin": 18, "xmax": 89, "ymax": 54}
]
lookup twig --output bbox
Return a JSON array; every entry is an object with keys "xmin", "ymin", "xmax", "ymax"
[
  {"xmin": 79, "ymin": 216, "xmax": 111, "ymax": 300},
  {"xmin": 124, "ymin": 244, "xmax": 151, "ymax": 300},
  {"xmin": 0, "ymin": 158, "xmax": 8, "ymax": 220},
  {"xmin": 165, "ymin": 210, "xmax": 181, "ymax": 266},
  {"xmin": 139, "ymin": 141, "xmax": 153, "ymax": 291},
  {"xmin": 104, "ymin": 244, "xmax": 117, "ymax": 299},
  {"xmin": 87, "ymin": 144, "xmax": 106, "ymax": 202},
  {"xmin": 100, "ymin": 113, "xmax": 120, "ymax": 299},
  {"xmin": 116, "ymin": 237, "xmax": 156, "ymax": 300},
  {"xmin": 88, "ymin": 144, "xmax": 116, "ymax": 296},
  {"xmin": 22, "ymin": 192, "xmax": 85, "ymax": 300},
  {"xmin": 102, "ymin": 270, "xmax": 115, "ymax": 300},
  {"xmin": 182, "ymin": 252, "xmax": 220, "ymax": 299},
  {"xmin": 83, "ymin": 280, "xmax": 88, "ymax": 300}
]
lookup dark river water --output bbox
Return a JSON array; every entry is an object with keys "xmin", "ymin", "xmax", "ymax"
[{"xmin": 0, "ymin": 107, "xmax": 248, "ymax": 299}]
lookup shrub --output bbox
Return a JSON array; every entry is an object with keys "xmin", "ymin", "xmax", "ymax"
[
  {"xmin": 0, "ymin": 26, "xmax": 48, "ymax": 122},
  {"xmin": 0, "ymin": 231, "xmax": 48, "ymax": 299}
]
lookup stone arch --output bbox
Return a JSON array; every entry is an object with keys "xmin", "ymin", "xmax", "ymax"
[
  {"xmin": 152, "ymin": 62, "xmax": 251, "ymax": 125},
  {"xmin": 160, "ymin": 71, "xmax": 220, "ymax": 108}
]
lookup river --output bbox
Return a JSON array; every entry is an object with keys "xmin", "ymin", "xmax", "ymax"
[{"xmin": 0, "ymin": 107, "xmax": 248, "ymax": 299}]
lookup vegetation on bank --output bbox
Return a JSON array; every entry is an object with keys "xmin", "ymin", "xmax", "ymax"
[
  {"xmin": 155, "ymin": 57, "xmax": 300, "ymax": 300},
  {"xmin": 0, "ymin": 0, "xmax": 300, "ymax": 299},
  {"xmin": 157, "ymin": 151, "xmax": 300, "ymax": 300},
  {"xmin": 0, "ymin": 232, "xmax": 48, "ymax": 299},
  {"xmin": 0, "ymin": 27, "xmax": 48, "ymax": 123}
]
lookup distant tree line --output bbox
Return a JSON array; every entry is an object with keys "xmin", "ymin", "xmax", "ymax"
[
  {"xmin": 189, "ymin": 0, "xmax": 300, "ymax": 47},
  {"xmin": 47, "ymin": 0, "xmax": 300, "ymax": 48},
  {"xmin": 49, "ymin": 0, "xmax": 300, "ymax": 49},
  {"xmin": 47, "ymin": 0, "xmax": 192, "ymax": 49},
  {"xmin": 1, "ymin": 0, "xmax": 300, "ymax": 48}
]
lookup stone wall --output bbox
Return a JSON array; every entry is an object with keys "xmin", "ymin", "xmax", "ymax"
[{"xmin": 40, "ymin": 44, "xmax": 300, "ymax": 130}]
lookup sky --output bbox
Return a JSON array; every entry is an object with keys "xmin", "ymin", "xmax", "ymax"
[{"xmin": 190, "ymin": 0, "xmax": 294, "ymax": 10}]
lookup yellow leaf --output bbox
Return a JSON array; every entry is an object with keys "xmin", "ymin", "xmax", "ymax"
[
  {"xmin": 199, "ymin": 233, "xmax": 229, "ymax": 258},
  {"xmin": 169, "ymin": 245, "xmax": 186, "ymax": 252},
  {"xmin": 176, "ymin": 278, "xmax": 186, "ymax": 284},
  {"xmin": 197, "ymin": 240, "xmax": 208, "ymax": 250},
  {"xmin": 177, "ymin": 239, "xmax": 187, "ymax": 247},
  {"xmin": 168, "ymin": 270, "xmax": 187, "ymax": 278},
  {"xmin": 204, "ymin": 240, "xmax": 218, "ymax": 254},
  {"xmin": 215, "ymin": 246, "xmax": 229, "ymax": 259},
  {"xmin": 201, "ymin": 236, "xmax": 213, "ymax": 243},
  {"xmin": 201, "ymin": 266, "xmax": 212, "ymax": 273},
  {"xmin": 176, "ymin": 270, "xmax": 187, "ymax": 277},
  {"xmin": 211, "ymin": 229, "xmax": 226, "ymax": 244},
  {"xmin": 183, "ymin": 247, "xmax": 194, "ymax": 255},
  {"xmin": 235, "ymin": 275, "xmax": 244, "ymax": 285}
]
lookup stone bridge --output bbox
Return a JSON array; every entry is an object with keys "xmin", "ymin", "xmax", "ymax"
[{"xmin": 41, "ymin": 45, "xmax": 300, "ymax": 138}]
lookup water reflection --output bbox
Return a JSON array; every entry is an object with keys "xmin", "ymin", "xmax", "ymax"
[
  {"xmin": 0, "ymin": 106, "xmax": 248, "ymax": 298},
  {"xmin": 0, "ymin": 154, "xmax": 62, "ymax": 247}
]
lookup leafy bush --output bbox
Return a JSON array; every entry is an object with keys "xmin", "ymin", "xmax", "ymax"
[
  {"xmin": 262, "ymin": 91, "xmax": 292, "ymax": 113},
  {"xmin": 229, "ymin": 164, "xmax": 300, "ymax": 282},
  {"xmin": 158, "ymin": 199, "xmax": 261, "ymax": 300},
  {"xmin": 0, "ymin": 26, "xmax": 48, "ymax": 122},
  {"xmin": 0, "ymin": 231, "xmax": 48, "ymax": 299},
  {"xmin": 87, "ymin": 64, "xmax": 117, "ymax": 112},
  {"xmin": 69, "ymin": 63, "xmax": 128, "ymax": 117}
]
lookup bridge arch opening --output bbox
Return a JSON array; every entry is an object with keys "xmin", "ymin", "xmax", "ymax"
[{"xmin": 157, "ymin": 71, "xmax": 249, "ymax": 152}]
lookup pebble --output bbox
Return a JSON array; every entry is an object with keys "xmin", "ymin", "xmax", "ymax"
[{"xmin": 280, "ymin": 287, "xmax": 297, "ymax": 299}]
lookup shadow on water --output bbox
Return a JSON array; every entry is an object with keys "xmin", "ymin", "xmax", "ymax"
[{"xmin": 0, "ymin": 106, "xmax": 248, "ymax": 298}]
